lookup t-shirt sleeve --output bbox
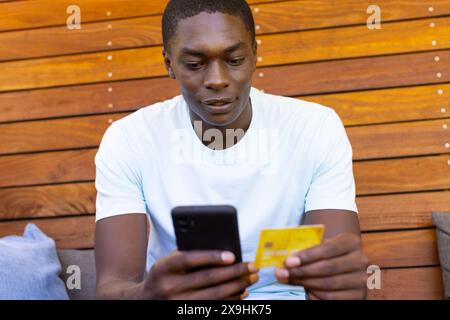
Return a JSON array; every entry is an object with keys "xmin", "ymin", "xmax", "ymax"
[
  {"xmin": 95, "ymin": 123, "xmax": 147, "ymax": 222},
  {"xmin": 305, "ymin": 110, "xmax": 358, "ymax": 213}
]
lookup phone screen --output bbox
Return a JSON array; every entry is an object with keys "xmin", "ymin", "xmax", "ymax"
[{"xmin": 172, "ymin": 205, "xmax": 242, "ymax": 263}]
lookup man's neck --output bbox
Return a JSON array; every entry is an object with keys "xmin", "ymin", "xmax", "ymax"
[{"xmin": 189, "ymin": 98, "xmax": 253, "ymax": 150}]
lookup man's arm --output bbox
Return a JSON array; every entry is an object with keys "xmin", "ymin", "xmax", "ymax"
[
  {"xmin": 95, "ymin": 214, "xmax": 149, "ymax": 299},
  {"xmin": 304, "ymin": 209, "xmax": 360, "ymax": 239},
  {"xmin": 275, "ymin": 209, "xmax": 370, "ymax": 300}
]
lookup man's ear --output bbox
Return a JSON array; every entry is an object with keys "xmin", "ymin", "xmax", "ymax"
[
  {"xmin": 163, "ymin": 48, "xmax": 176, "ymax": 79},
  {"xmin": 252, "ymin": 41, "xmax": 258, "ymax": 70}
]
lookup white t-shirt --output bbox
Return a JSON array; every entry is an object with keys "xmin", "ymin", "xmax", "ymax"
[{"xmin": 95, "ymin": 87, "xmax": 357, "ymax": 299}]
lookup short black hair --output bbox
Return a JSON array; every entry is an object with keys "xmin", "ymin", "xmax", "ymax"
[{"xmin": 162, "ymin": 0, "xmax": 256, "ymax": 52}]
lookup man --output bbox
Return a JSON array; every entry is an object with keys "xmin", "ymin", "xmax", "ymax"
[{"xmin": 95, "ymin": 0, "xmax": 369, "ymax": 300}]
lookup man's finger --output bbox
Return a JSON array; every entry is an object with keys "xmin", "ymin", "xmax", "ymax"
[
  {"xmin": 175, "ymin": 262, "xmax": 258, "ymax": 292},
  {"xmin": 173, "ymin": 275, "xmax": 258, "ymax": 300},
  {"xmin": 291, "ymin": 233, "xmax": 362, "ymax": 266},
  {"xmin": 287, "ymin": 251, "xmax": 370, "ymax": 278},
  {"xmin": 154, "ymin": 250, "xmax": 234, "ymax": 274}
]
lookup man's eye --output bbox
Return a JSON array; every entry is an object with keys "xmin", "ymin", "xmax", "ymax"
[
  {"xmin": 185, "ymin": 62, "xmax": 203, "ymax": 70},
  {"xmin": 228, "ymin": 58, "xmax": 245, "ymax": 66}
]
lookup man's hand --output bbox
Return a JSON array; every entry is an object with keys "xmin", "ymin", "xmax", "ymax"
[
  {"xmin": 274, "ymin": 233, "xmax": 369, "ymax": 300},
  {"xmin": 141, "ymin": 250, "xmax": 259, "ymax": 300}
]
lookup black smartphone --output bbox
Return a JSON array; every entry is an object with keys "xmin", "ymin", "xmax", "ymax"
[{"xmin": 171, "ymin": 205, "xmax": 242, "ymax": 263}]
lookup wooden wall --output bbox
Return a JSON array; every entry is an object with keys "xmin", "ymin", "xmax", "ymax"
[{"xmin": 0, "ymin": 0, "xmax": 449, "ymax": 299}]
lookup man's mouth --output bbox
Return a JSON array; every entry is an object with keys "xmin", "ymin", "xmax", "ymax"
[
  {"xmin": 202, "ymin": 98, "xmax": 236, "ymax": 114},
  {"xmin": 203, "ymin": 98, "xmax": 235, "ymax": 106}
]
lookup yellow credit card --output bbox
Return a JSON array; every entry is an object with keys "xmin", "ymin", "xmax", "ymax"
[{"xmin": 254, "ymin": 225, "xmax": 325, "ymax": 268}]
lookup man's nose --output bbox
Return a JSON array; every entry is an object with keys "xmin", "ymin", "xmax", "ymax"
[{"xmin": 203, "ymin": 61, "xmax": 230, "ymax": 90}]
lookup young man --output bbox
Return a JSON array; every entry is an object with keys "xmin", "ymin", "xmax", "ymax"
[{"xmin": 95, "ymin": 0, "xmax": 369, "ymax": 300}]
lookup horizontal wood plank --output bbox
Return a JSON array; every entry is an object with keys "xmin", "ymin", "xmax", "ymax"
[
  {"xmin": 0, "ymin": 0, "xmax": 167, "ymax": 32},
  {"xmin": 0, "ymin": 113, "xmax": 125, "ymax": 155},
  {"xmin": 0, "ymin": 16, "xmax": 164, "ymax": 62},
  {"xmin": 303, "ymin": 83, "xmax": 450, "ymax": 126},
  {"xmin": 0, "ymin": 47, "xmax": 166, "ymax": 92},
  {"xmin": 347, "ymin": 118, "xmax": 450, "ymax": 160},
  {"xmin": 367, "ymin": 267, "xmax": 444, "ymax": 300},
  {"xmin": 254, "ymin": 50, "xmax": 450, "ymax": 97},
  {"xmin": 254, "ymin": 0, "xmax": 450, "ymax": 34},
  {"xmin": 362, "ymin": 229, "xmax": 439, "ymax": 268},
  {"xmin": 1, "ymin": 18, "xmax": 450, "ymax": 92},
  {"xmin": 0, "ymin": 183, "xmax": 95, "ymax": 220},
  {"xmin": 0, "ymin": 215, "xmax": 95, "ymax": 249},
  {"xmin": 357, "ymin": 191, "xmax": 450, "ymax": 231},
  {"xmin": 0, "ymin": 77, "xmax": 178, "ymax": 123},
  {"xmin": 258, "ymin": 17, "xmax": 450, "ymax": 66},
  {"xmin": 0, "ymin": 149, "xmax": 96, "ymax": 188},
  {"xmin": 354, "ymin": 155, "xmax": 450, "ymax": 195}
]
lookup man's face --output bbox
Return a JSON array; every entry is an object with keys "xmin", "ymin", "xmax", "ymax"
[{"xmin": 164, "ymin": 12, "xmax": 257, "ymax": 127}]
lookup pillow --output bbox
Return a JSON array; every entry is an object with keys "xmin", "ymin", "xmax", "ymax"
[
  {"xmin": 0, "ymin": 223, "xmax": 69, "ymax": 300},
  {"xmin": 432, "ymin": 212, "xmax": 450, "ymax": 299}
]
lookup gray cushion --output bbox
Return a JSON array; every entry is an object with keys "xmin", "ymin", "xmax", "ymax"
[
  {"xmin": 432, "ymin": 212, "xmax": 450, "ymax": 299},
  {"xmin": 58, "ymin": 249, "xmax": 96, "ymax": 300}
]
